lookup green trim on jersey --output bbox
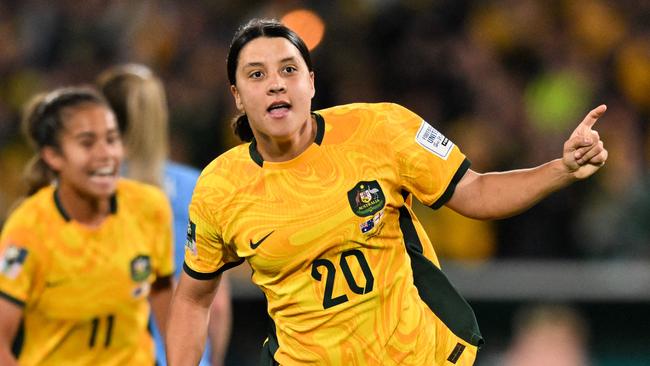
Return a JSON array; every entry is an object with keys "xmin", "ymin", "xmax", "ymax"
[
  {"xmin": 398, "ymin": 202, "xmax": 483, "ymax": 347},
  {"xmin": 53, "ymin": 189, "xmax": 118, "ymax": 221},
  {"xmin": 12, "ymin": 319, "xmax": 24, "ymax": 358},
  {"xmin": 313, "ymin": 112, "xmax": 325, "ymax": 144},
  {"xmin": 431, "ymin": 158, "xmax": 471, "ymax": 209},
  {"xmin": 260, "ymin": 320, "xmax": 280, "ymax": 366},
  {"xmin": 249, "ymin": 140, "xmax": 264, "ymax": 167},
  {"xmin": 247, "ymin": 112, "xmax": 326, "ymax": 167},
  {"xmin": 182, "ymin": 259, "xmax": 244, "ymax": 280},
  {"xmin": 0, "ymin": 290, "xmax": 24, "ymax": 307}
]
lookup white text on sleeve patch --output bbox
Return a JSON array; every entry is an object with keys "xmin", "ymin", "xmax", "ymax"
[
  {"xmin": 415, "ymin": 120, "xmax": 453, "ymax": 159},
  {"xmin": 0, "ymin": 245, "xmax": 28, "ymax": 280}
]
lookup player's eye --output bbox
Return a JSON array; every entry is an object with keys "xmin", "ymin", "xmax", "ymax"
[
  {"xmin": 283, "ymin": 65, "xmax": 297, "ymax": 74},
  {"xmin": 249, "ymin": 71, "xmax": 263, "ymax": 79},
  {"xmin": 107, "ymin": 132, "xmax": 121, "ymax": 145},
  {"xmin": 79, "ymin": 139, "xmax": 94, "ymax": 148}
]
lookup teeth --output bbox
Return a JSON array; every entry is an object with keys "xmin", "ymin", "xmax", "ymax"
[
  {"xmin": 268, "ymin": 104, "xmax": 289, "ymax": 111},
  {"xmin": 93, "ymin": 167, "xmax": 114, "ymax": 176}
]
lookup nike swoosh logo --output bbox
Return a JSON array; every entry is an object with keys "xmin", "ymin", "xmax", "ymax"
[{"xmin": 250, "ymin": 231, "xmax": 274, "ymax": 249}]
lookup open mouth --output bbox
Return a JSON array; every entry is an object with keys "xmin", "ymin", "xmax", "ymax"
[
  {"xmin": 267, "ymin": 101, "xmax": 291, "ymax": 117},
  {"xmin": 90, "ymin": 166, "xmax": 117, "ymax": 178}
]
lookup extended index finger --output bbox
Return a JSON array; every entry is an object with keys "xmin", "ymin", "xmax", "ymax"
[{"xmin": 579, "ymin": 104, "xmax": 607, "ymax": 129}]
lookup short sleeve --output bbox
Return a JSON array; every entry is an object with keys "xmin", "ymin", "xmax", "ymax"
[
  {"xmin": 0, "ymin": 216, "xmax": 41, "ymax": 307},
  {"xmin": 183, "ymin": 175, "xmax": 243, "ymax": 280},
  {"xmin": 382, "ymin": 103, "xmax": 470, "ymax": 208}
]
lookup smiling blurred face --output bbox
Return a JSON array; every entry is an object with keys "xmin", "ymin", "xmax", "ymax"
[
  {"xmin": 231, "ymin": 36, "xmax": 315, "ymax": 142},
  {"xmin": 44, "ymin": 103, "xmax": 123, "ymax": 200}
]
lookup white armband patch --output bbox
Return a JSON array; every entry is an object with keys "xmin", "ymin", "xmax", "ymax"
[
  {"xmin": 0, "ymin": 245, "xmax": 28, "ymax": 280},
  {"xmin": 415, "ymin": 120, "xmax": 453, "ymax": 160}
]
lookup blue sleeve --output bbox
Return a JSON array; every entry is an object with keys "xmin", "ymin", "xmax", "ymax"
[{"xmin": 163, "ymin": 161, "xmax": 201, "ymax": 273}]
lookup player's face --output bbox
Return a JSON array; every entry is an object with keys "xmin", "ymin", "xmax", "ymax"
[
  {"xmin": 231, "ymin": 36, "xmax": 315, "ymax": 142},
  {"xmin": 44, "ymin": 104, "xmax": 123, "ymax": 199}
]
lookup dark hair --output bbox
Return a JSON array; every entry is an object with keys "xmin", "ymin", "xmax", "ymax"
[
  {"xmin": 22, "ymin": 86, "xmax": 109, "ymax": 195},
  {"xmin": 227, "ymin": 18, "xmax": 313, "ymax": 142}
]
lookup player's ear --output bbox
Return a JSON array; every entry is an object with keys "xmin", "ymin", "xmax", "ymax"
[
  {"xmin": 309, "ymin": 71, "xmax": 315, "ymax": 99},
  {"xmin": 41, "ymin": 146, "xmax": 64, "ymax": 173},
  {"xmin": 230, "ymin": 85, "xmax": 243, "ymax": 111}
]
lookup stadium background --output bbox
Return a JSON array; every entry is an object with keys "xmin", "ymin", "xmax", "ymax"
[{"xmin": 0, "ymin": 1, "xmax": 649, "ymax": 365}]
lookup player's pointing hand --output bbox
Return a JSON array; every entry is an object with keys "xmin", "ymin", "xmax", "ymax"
[{"xmin": 562, "ymin": 104, "xmax": 608, "ymax": 180}]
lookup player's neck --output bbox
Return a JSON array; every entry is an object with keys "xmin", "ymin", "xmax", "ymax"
[
  {"xmin": 255, "ymin": 115, "xmax": 316, "ymax": 162},
  {"xmin": 56, "ymin": 184, "xmax": 112, "ymax": 227}
]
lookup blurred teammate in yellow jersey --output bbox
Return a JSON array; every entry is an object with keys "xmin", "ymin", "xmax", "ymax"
[
  {"xmin": 166, "ymin": 19, "xmax": 608, "ymax": 365},
  {"xmin": 0, "ymin": 86, "xmax": 174, "ymax": 365}
]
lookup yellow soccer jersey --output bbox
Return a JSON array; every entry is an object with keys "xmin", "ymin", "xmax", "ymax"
[
  {"xmin": 185, "ymin": 103, "xmax": 483, "ymax": 365},
  {"xmin": 0, "ymin": 179, "xmax": 174, "ymax": 366}
]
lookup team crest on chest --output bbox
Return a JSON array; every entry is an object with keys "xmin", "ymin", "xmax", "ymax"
[
  {"xmin": 130, "ymin": 255, "xmax": 152, "ymax": 282},
  {"xmin": 347, "ymin": 180, "xmax": 386, "ymax": 217}
]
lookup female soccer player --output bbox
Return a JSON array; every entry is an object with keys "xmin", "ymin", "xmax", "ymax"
[
  {"xmin": 0, "ymin": 87, "xmax": 174, "ymax": 365},
  {"xmin": 166, "ymin": 19, "xmax": 607, "ymax": 366},
  {"xmin": 97, "ymin": 64, "xmax": 232, "ymax": 366}
]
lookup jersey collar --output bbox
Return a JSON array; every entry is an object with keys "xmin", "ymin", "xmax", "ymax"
[
  {"xmin": 53, "ymin": 189, "xmax": 117, "ymax": 222},
  {"xmin": 249, "ymin": 112, "xmax": 325, "ymax": 167}
]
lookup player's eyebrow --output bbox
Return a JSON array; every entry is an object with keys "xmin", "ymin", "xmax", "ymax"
[
  {"xmin": 243, "ymin": 56, "xmax": 298, "ymax": 68},
  {"xmin": 243, "ymin": 62, "xmax": 264, "ymax": 68},
  {"xmin": 278, "ymin": 56, "xmax": 298, "ymax": 64},
  {"xmin": 72, "ymin": 126, "xmax": 119, "ymax": 140},
  {"xmin": 72, "ymin": 131, "xmax": 97, "ymax": 140}
]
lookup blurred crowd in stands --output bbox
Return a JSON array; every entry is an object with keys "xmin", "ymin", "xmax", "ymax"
[{"xmin": 1, "ymin": 0, "xmax": 649, "ymax": 261}]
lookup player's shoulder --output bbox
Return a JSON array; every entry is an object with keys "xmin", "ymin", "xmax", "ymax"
[
  {"xmin": 117, "ymin": 178, "xmax": 169, "ymax": 209},
  {"xmin": 315, "ymin": 103, "xmax": 417, "ymax": 143},
  {"xmin": 316, "ymin": 103, "xmax": 418, "ymax": 133},
  {"xmin": 117, "ymin": 178, "xmax": 165, "ymax": 196},
  {"xmin": 317, "ymin": 102, "xmax": 413, "ymax": 119},
  {"xmin": 190, "ymin": 145, "xmax": 255, "ymax": 215},
  {"xmin": 3, "ymin": 186, "xmax": 54, "ymax": 226},
  {"xmin": 196, "ymin": 144, "xmax": 256, "ymax": 188}
]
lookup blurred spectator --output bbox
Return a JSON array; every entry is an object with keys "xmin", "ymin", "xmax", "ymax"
[{"xmin": 497, "ymin": 304, "xmax": 590, "ymax": 366}]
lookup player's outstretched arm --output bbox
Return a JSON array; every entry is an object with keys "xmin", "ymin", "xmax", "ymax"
[
  {"xmin": 0, "ymin": 298, "xmax": 21, "ymax": 366},
  {"xmin": 446, "ymin": 105, "xmax": 608, "ymax": 220},
  {"xmin": 166, "ymin": 271, "xmax": 222, "ymax": 366}
]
